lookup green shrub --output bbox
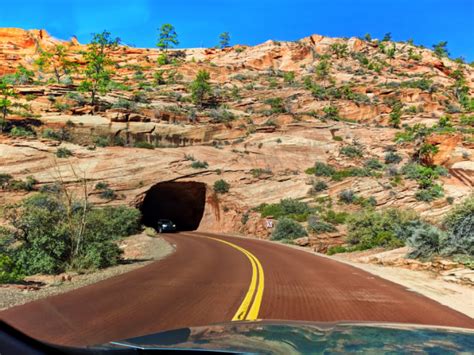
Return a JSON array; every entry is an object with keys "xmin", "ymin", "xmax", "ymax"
[
  {"xmin": 327, "ymin": 245, "xmax": 349, "ymax": 255},
  {"xmin": 191, "ymin": 160, "xmax": 209, "ymax": 169},
  {"xmin": 214, "ymin": 179, "xmax": 230, "ymax": 194},
  {"xmin": 56, "ymin": 147, "xmax": 73, "ymax": 158},
  {"xmin": 415, "ymin": 184, "xmax": 444, "ymax": 202},
  {"xmin": 364, "ymin": 158, "xmax": 383, "ymax": 170},
  {"xmin": 406, "ymin": 224, "xmax": 447, "ymax": 259},
  {"xmin": 322, "ymin": 209, "xmax": 349, "ymax": 224},
  {"xmin": 94, "ymin": 135, "xmax": 110, "ymax": 147},
  {"xmin": 10, "ymin": 126, "xmax": 35, "ymax": 137},
  {"xmin": 346, "ymin": 208, "xmax": 420, "ymax": 251},
  {"xmin": 113, "ymin": 98, "xmax": 137, "ymax": 110},
  {"xmin": 311, "ymin": 180, "xmax": 328, "ymax": 193},
  {"xmin": 264, "ymin": 97, "xmax": 286, "ymax": 114},
  {"xmin": 133, "ymin": 141, "xmax": 154, "ymax": 149},
  {"xmin": 441, "ymin": 195, "xmax": 474, "ymax": 257},
  {"xmin": 7, "ymin": 176, "xmax": 37, "ymax": 191},
  {"xmin": 0, "ymin": 173, "xmax": 13, "ymax": 188},
  {"xmin": 0, "ymin": 254, "xmax": 24, "ymax": 283},
  {"xmin": 257, "ymin": 198, "xmax": 312, "ymax": 220},
  {"xmin": 384, "ymin": 151, "xmax": 402, "ymax": 164},
  {"xmin": 313, "ymin": 162, "xmax": 336, "ymax": 177},
  {"xmin": 1, "ymin": 193, "xmax": 141, "ymax": 275},
  {"xmin": 307, "ymin": 215, "xmax": 336, "ymax": 233},
  {"xmin": 340, "ymin": 142, "xmax": 364, "ymax": 158},
  {"xmin": 338, "ymin": 189, "xmax": 356, "ymax": 204},
  {"xmin": 250, "ymin": 168, "xmax": 273, "ymax": 178},
  {"xmin": 271, "ymin": 217, "xmax": 307, "ymax": 241},
  {"xmin": 95, "ymin": 182, "xmax": 117, "ymax": 200},
  {"xmin": 209, "ymin": 107, "xmax": 235, "ymax": 123}
]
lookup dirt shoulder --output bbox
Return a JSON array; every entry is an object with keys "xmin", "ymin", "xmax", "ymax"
[
  {"xmin": 0, "ymin": 233, "xmax": 174, "ymax": 310},
  {"xmin": 332, "ymin": 251, "xmax": 473, "ymax": 319}
]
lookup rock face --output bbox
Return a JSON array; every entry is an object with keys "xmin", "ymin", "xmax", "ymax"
[{"xmin": 0, "ymin": 28, "xmax": 472, "ymax": 249}]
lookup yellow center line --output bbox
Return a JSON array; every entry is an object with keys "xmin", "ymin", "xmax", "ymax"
[{"xmin": 205, "ymin": 236, "xmax": 264, "ymax": 321}]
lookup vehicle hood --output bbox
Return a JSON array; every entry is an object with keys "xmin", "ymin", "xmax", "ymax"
[{"xmin": 101, "ymin": 321, "xmax": 474, "ymax": 353}]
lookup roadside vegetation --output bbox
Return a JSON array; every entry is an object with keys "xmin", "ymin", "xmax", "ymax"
[{"xmin": 0, "ymin": 183, "xmax": 141, "ymax": 283}]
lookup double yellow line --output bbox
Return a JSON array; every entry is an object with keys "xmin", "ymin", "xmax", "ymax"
[{"xmin": 206, "ymin": 237, "xmax": 264, "ymax": 321}]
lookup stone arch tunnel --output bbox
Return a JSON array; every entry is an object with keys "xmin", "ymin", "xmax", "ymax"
[{"xmin": 139, "ymin": 181, "xmax": 207, "ymax": 231}]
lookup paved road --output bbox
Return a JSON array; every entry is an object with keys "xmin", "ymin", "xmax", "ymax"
[{"xmin": 1, "ymin": 232, "xmax": 473, "ymax": 346}]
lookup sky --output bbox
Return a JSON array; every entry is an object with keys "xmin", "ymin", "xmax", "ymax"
[{"xmin": 1, "ymin": 0, "xmax": 473, "ymax": 60}]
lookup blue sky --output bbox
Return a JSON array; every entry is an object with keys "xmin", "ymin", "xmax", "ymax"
[{"xmin": 2, "ymin": 0, "xmax": 473, "ymax": 60}]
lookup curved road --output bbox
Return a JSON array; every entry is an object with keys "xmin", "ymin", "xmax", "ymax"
[{"xmin": 1, "ymin": 232, "xmax": 473, "ymax": 346}]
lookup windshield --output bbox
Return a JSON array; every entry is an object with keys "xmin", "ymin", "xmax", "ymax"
[{"xmin": 0, "ymin": 0, "xmax": 473, "ymax": 352}]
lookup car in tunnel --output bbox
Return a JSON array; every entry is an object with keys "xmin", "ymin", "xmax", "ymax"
[{"xmin": 156, "ymin": 219, "xmax": 177, "ymax": 233}]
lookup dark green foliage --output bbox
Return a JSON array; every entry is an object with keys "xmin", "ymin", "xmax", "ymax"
[
  {"xmin": 0, "ymin": 254, "xmax": 24, "ymax": 283},
  {"xmin": 113, "ymin": 98, "xmax": 137, "ymax": 110},
  {"xmin": 0, "ymin": 193, "xmax": 141, "ymax": 276},
  {"xmin": 213, "ymin": 179, "xmax": 230, "ymax": 194},
  {"xmin": 384, "ymin": 151, "xmax": 402, "ymax": 164},
  {"xmin": 364, "ymin": 158, "xmax": 384, "ymax": 170},
  {"xmin": 327, "ymin": 245, "xmax": 349, "ymax": 255},
  {"xmin": 307, "ymin": 215, "xmax": 336, "ymax": 233},
  {"xmin": 2, "ymin": 176, "xmax": 37, "ymax": 191},
  {"xmin": 338, "ymin": 189, "xmax": 356, "ymax": 204},
  {"xmin": 190, "ymin": 70, "xmax": 212, "ymax": 107},
  {"xmin": 340, "ymin": 141, "xmax": 364, "ymax": 158},
  {"xmin": 432, "ymin": 41, "xmax": 449, "ymax": 58},
  {"xmin": 283, "ymin": 71, "xmax": 295, "ymax": 85},
  {"xmin": 400, "ymin": 78, "xmax": 434, "ymax": 92},
  {"xmin": 311, "ymin": 180, "xmax": 328, "ymax": 193},
  {"xmin": 406, "ymin": 224, "xmax": 447, "ymax": 259},
  {"xmin": 271, "ymin": 217, "xmax": 307, "ymax": 241},
  {"xmin": 79, "ymin": 31, "xmax": 120, "ymax": 105},
  {"xmin": 133, "ymin": 141, "xmax": 154, "ymax": 149},
  {"xmin": 257, "ymin": 198, "xmax": 312, "ymax": 221},
  {"xmin": 219, "ymin": 32, "xmax": 230, "ymax": 49},
  {"xmin": 313, "ymin": 162, "xmax": 336, "ymax": 177},
  {"xmin": 10, "ymin": 126, "xmax": 35, "ymax": 137},
  {"xmin": 346, "ymin": 208, "xmax": 420, "ymax": 251},
  {"xmin": 191, "ymin": 160, "xmax": 209, "ymax": 169},
  {"xmin": 322, "ymin": 105, "xmax": 339, "ymax": 120},
  {"xmin": 264, "ymin": 97, "xmax": 286, "ymax": 114},
  {"xmin": 330, "ymin": 43, "xmax": 348, "ymax": 58},
  {"xmin": 389, "ymin": 101, "xmax": 403, "ymax": 128},
  {"xmin": 94, "ymin": 182, "xmax": 117, "ymax": 200},
  {"xmin": 250, "ymin": 168, "xmax": 273, "ymax": 178},
  {"xmin": 157, "ymin": 24, "xmax": 179, "ymax": 51},
  {"xmin": 56, "ymin": 147, "xmax": 73, "ymax": 158},
  {"xmin": 441, "ymin": 195, "xmax": 474, "ymax": 257},
  {"xmin": 209, "ymin": 107, "xmax": 235, "ymax": 123}
]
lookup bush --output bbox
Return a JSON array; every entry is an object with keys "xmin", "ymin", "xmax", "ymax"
[
  {"xmin": 133, "ymin": 141, "xmax": 154, "ymax": 149},
  {"xmin": 364, "ymin": 158, "xmax": 383, "ymax": 170},
  {"xmin": 406, "ymin": 224, "xmax": 447, "ymax": 259},
  {"xmin": 340, "ymin": 142, "xmax": 364, "ymax": 158},
  {"xmin": 214, "ymin": 179, "xmax": 230, "ymax": 194},
  {"xmin": 311, "ymin": 180, "xmax": 328, "ymax": 193},
  {"xmin": 95, "ymin": 182, "xmax": 117, "ymax": 200},
  {"xmin": 314, "ymin": 162, "xmax": 336, "ymax": 177},
  {"xmin": 0, "ymin": 255, "xmax": 23, "ymax": 283},
  {"xmin": 56, "ymin": 147, "xmax": 73, "ymax": 158},
  {"xmin": 441, "ymin": 195, "xmax": 474, "ymax": 256},
  {"xmin": 257, "ymin": 198, "xmax": 312, "ymax": 220},
  {"xmin": 191, "ymin": 160, "xmax": 209, "ymax": 169},
  {"xmin": 209, "ymin": 107, "xmax": 235, "ymax": 123},
  {"xmin": 384, "ymin": 151, "xmax": 402, "ymax": 164},
  {"xmin": 327, "ymin": 245, "xmax": 349, "ymax": 255},
  {"xmin": 338, "ymin": 189, "xmax": 356, "ymax": 204},
  {"xmin": 271, "ymin": 217, "xmax": 307, "ymax": 241},
  {"xmin": 10, "ymin": 126, "xmax": 35, "ymax": 137},
  {"xmin": 1, "ymin": 193, "xmax": 141, "ymax": 276},
  {"xmin": 307, "ymin": 215, "xmax": 336, "ymax": 233},
  {"xmin": 346, "ymin": 208, "xmax": 420, "ymax": 251}
]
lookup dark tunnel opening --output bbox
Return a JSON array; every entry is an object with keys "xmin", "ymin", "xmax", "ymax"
[{"xmin": 139, "ymin": 181, "xmax": 206, "ymax": 231}]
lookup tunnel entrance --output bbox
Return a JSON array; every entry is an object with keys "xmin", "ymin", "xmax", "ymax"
[{"xmin": 139, "ymin": 181, "xmax": 206, "ymax": 231}]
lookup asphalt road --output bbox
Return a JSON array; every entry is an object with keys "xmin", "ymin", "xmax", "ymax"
[{"xmin": 1, "ymin": 232, "xmax": 473, "ymax": 346}]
